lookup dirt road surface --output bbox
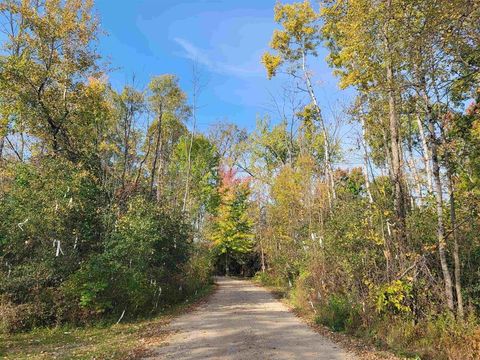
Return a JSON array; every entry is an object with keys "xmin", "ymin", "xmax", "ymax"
[{"xmin": 146, "ymin": 277, "xmax": 354, "ymax": 360}]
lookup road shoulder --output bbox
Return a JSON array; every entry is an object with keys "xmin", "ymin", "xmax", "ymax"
[{"xmin": 253, "ymin": 279, "xmax": 402, "ymax": 360}]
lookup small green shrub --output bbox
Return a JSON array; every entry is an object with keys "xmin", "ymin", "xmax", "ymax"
[
  {"xmin": 316, "ymin": 294, "xmax": 359, "ymax": 332},
  {"xmin": 288, "ymin": 269, "xmax": 315, "ymax": 311},
  {"xmin": 184, "ymin": 244, "xmax": 214, "ymax": 293},
  {"xmin": 375, "ymin": 280, "xmax": 413, "ymax": 315},
  {"xmin": 254, "ymin": 271, "xmax": 286, "ymax": 288}
]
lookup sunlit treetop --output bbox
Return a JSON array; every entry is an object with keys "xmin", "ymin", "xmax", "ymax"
[{"xmin": 261, "ymin": 1, "xmax": 321, "ymax": 79}]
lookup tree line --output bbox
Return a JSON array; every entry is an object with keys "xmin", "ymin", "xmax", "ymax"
[
  {"xmin": 1, "ymin": 0, "xmax": 480, "ymax": 358},
  {"xmin": 243, "ymin": 1, "xmax": 480, "ymax": 358},
  {"xmin": 0, "ymin": 0, "xmax": 254, "ymax": 333}
]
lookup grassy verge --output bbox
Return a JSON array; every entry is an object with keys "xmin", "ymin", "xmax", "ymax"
[{"xmin": 0, "ymin": 284, "xmax": 215, "ymax": 360}]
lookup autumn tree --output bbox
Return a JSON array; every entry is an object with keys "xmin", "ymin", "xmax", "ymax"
[
  {"xmin": 261, "ymin": 1, "xmax": 337, "ymax": 205},
  {"xmin": 0, "ymin": 1, "xmax": 215, "ymax": 333},
  {"xmin": 0, "ymin": 0, "xmax": 102, "ymax": 159},
  {"xmin": 147, "ymin": 75, "xmax": 190, "ymax": 202},
  {"xmin": 209, "ymin": 168, "xmax": 254, "ymax": 276},
  {"xmin": 170, "ymin": 133, "xmax": 220, "ymax": 222},
  {"xmin": 321, "ymin": 0, "xmax": 410, "ymax": 268},
  {"xmin": 110, "ymin": 86, "xmax": 145, "ymax": 193},
  {"xmin": 321, "ymin": 0, "xmax": 480, "ymax": 319}
]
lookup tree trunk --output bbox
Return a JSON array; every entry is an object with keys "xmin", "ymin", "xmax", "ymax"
[
  {"xmin": 415, "ymin": 114, "xmax": 433, "ymax": 193},
  {"xmin": 406, "ymin": 153, "xmax": 422, "ymax": 206},
  {"xmin": 448, "ymin": 169, "xmax": 464, "ymax": 318},
  {"xmin": 225, "ymin": 252, "xmax": 229, "ymax": 276},
  {"xmin": 121, "ymin": 112, "xmax": 131, "ymax": 189},
  {"xmin": 0, "ymin": 135, "xmax": 4, "ymax": 162},
  {"xmin": 301, "ymin": 48, "xmax": 336, "ymax": 205},
  {"xmin": 386, "ymin": 60, "xmax": 407, "ymax": 260},
  {"xmin": 149, "ymin": 131, "xmax": 160, "ymax": 196},
  {"xmin": 156, "ymin": 139, "xmax": 164, "ymax": 203},
  {"xmin": 135, "ymin": 133, "xmax": 152, "ymax": 189},
  {"xmin": 383, "ymin": 0, "xmax": 409, "ymax": 273},
  {"xmin": 360, "ymin": 118, "xmax": 374, "ymax": 204},
  {"xmin": 183, "ymin": 95, "xmax": 197, "ymax": 212},
  {"xmin": 150, "ymin": 110, "xmax": 163, "ymax": 200},
  {"xmin": 418, "ymin": 80, "xmax": 455, "ymax": 312},
  {"xmin": 426, "ymin": 107, "xmax": 455, "ymax": 312}
]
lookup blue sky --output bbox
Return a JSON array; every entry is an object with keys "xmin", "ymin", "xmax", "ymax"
[{"xmin": 95, "ymin": 0, "xmax": 356, "ymax": 144}]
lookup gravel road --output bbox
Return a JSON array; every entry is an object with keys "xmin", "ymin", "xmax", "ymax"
[{"xmin": 146, "ymin": 277, "xmax": 354, "ymax": 360}]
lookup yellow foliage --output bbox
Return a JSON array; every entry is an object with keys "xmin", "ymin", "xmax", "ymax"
[
  {"xmin": 375, "ymin": 280, "xmax": 412, "ymax": 314},
  {"xmin": 273, "ymin": 1, "xmax": 319, "ymax": 43},
  {"xmin": 261, "ymin": 52, "xmax": 283, "ymax": 79},
  {"xmin": 262, "ymin": 1, "xmax": 320, "ymax": 78}
]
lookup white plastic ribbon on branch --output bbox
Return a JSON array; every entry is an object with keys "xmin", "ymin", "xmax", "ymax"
[
  {"xmin": 53, "ymin": 240, "xmax": 64, "ymax": 256},
  {"xmin": 17, "ymin": 218, "xmax": 29, "ymax": 232}
]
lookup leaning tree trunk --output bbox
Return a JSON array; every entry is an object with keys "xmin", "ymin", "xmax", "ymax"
[
  {"xmin": 150, "ymin": 110, "xmax": 163, "ymax": 200},
  {"xmin": 150, "ymin": 142, "xmax": 159, "ymax": 194},
  {"xmin": 156, "ymin": 139, "xmax": 164, "ymax": 203},
  {"xmin": 121, "ymin": 111, "xmax": 132, "ymax": 189}
]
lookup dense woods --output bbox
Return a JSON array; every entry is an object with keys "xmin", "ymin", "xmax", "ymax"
[{"xmin": 1, "ymin": 0, "xmax": 480, "ymax": 359}]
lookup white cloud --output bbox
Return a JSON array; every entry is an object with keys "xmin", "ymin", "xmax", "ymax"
[
  {"xmin": 173, "ymin": 38, "xmax": 212, "ymax": 67},
  {"xmin": 173, "ymin": 37, "xmax": 260, "ymax": 77}
]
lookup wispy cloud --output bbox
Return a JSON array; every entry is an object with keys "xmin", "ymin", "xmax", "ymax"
[{"xmin": 174, "ymin": 37, "xmax": 260, "ymax": 77}]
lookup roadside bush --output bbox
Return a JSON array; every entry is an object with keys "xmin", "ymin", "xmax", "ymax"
[
  {"xmin": 183, "ymin": 243, "xmax": 214, "ymax": 293},
  {"xmin": 66, "ymin": 196, "xmax": 194, "ymax": 318},
  {"xmin": 315, "ymin": 294, "xmax": 360, "ymax": 332},
  {"xmin": 367, "ymin": 313, "xmax": 480, "ymax": 360},
  {"xmin": 0, "ymin": 160, "xmax": 213, "ymax": 333},
  {"xmin": 289, "ymin": 269, "xmax": 316, "ymax": 311},
  {"xmin": 255, "ymin": 270, "xmax": 288, "ymax": 289},
  {"xmin": 374, "ymin": 280, "xmax": 413, "ymax": 315},
  {"xmin": 0, "ymin": 299, "xmax": 37, "ymax": 333},
  {"xmin": 0, "ymin": 159, "xmax": 105, "ymax": 331}
]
